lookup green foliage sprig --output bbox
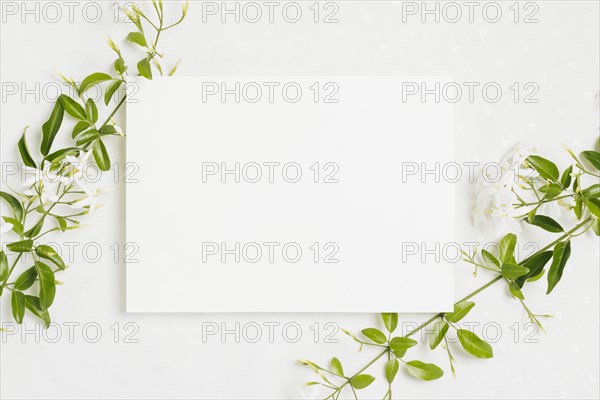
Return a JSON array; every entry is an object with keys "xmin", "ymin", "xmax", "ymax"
[
  {"xmin": 299, "ymin": 142, "xmax": 600, "ymax": 399},
  {"xmin": 0, "ymin": 1, "xmax": 188, "ymax": 327}
]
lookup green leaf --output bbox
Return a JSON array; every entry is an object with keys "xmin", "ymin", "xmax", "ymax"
[
  {"xmin": 525, "ymin": 215, "xmax": 564, "ymax": 233},
  {"xmin": 100, "ymin": 125, "xmax": 120, "ymax": 136},
  {"xmin": 540, "ymin": 183, "xmax": 563, "ymax": 200},
  {"xmin": 501, "ymin": 263, "xmax": 530, "ymax": 280},
  {"xmin": 59, "ymin": 95, "xmax": 87, "ymax": 120},
  {"xmin": 582, "ymin": 184, "xmax": 600, "ymax": 200},
  {"xmin": 18, "ymin": 128, "xmax": 36, "ymax": 168},
  {"xmin": 0, "ymin": 191, "xmax": 24, "ymax": 222},
  {"xmin": 3, "ymin": 216, "xmax": 23, "ymax": 235},
  {"xmin": 560, "ymin": 165, "xmax": 573, "ymax": 188},
  {"xmin": 381, "ymin": 313, "xmax": 398, "ymax": 333},
  {"xmin": 509, "ymin": 281, "xmax": 524, "ymax": 300},
  {"xmin": 547, "ymin": 240, "xmax": 572, "ymax": 294},
  {"xmin": 446, "ymin": 301, "xmax": 475, "ymax": 323},
  {"xmin": 457, "ymin": 329, "xmax": 493, "ymax": 359},
  {"xmin": 581, "ymin": 150, "xmax": 600, "ymax": 171},
  {"xmin": 14, "ymin": 267, "xmax": 37, "ymax": 290},
  {"xmin": 498, "ymin": 233, "xmax": 517, "ymax": 264},
  {"xmin": 35, "ymin": 245, "xmax": 66, "ymax": 270},
  {"xmin": 361, "ymin": 328, "xmax": 387, "ymax": 344},
  {"xmin": 24, "ymin": 295, "xmax": 51, "ymax": 328},
  {"xmin": 11, "ymin": 291, "xmax": 26, "ymax": 324},
  {"xmin": 105, "ymin": 80, "xmax": 123, "ymax": 105},
  {"xmin": 527, "ymin": 155, "xmax": 559, "ymax": 181},
  {"xmin": 79, "ymin": 72, "xmax": 113, "ymax": 94},
  {"xmin": 584, "ymin": 197, "xmax": 600, "ymax": 219},
  {"xmin": 405, "ymin": 361, "xmax": 444, "ymax": 381},
  {"xmin": 592, "ymin": 218, "xmax": 600, "ymax": 236},
  {"xmin": 24, "ymin": 217, "xmax": 45, "ymax": 238},
  {"xmin": 35, "ymin": 261, "xmax": 56, "ymax": 309},
  {"xmin": 7, "ymin": 239, "xmax": 33, "ymax": 253},
  {"xmin": 137, "ymin": 58, "xmax": 153, "ymax": 80},
  {"xmin": 40, "ymin": 101, "xmax": 65, "ymax": 156},
  {"xmin": 330, "ymin": 357, "xmax": 343, "ymax": 376},
  {"xmin": 72, "ymin": 121, "xmax": 92, "ymax": 139},
  {"xmin": 515, "ymin": 251, "xmax": 553, "ymax": 287},
  {"xmin": 385, "ymin": 358, "xmax": 399, "ymax": 383},
  {"xmin": 126, "ymin": 31, "xmax": 147, "ymax": 47},
  {"xmin": 351, "ymin": 374, "xmax": 375, "ymax": 389},
  {"xmin": 86, "ymin": 99, "xmax": 98, "ymax": 124},
  {"xmin": 429, "ymin": 320, "xmax": 449, "ymax": 350},
  {"xmin": 481, "ymin": 249, "xmax": 500, "ymax": 268},
  {"xmin": 114, "ymin": 58, "xmax": 127, "ymax": 75},
  {"xmin": 45, "ymin": 147, "xmax": 80, "ymax": 163},
  {"xmin": 574, "ymin": 196, "xmax": 583, "ymax": 220},
  {"xmin": 0, "ymin": 251, "xmax": 8, "ymax": 281},
  {"xmin": 389, "ymin": 336, "xmax": 417, "ymax": 357},
  {"xmin": 92, "ymin": 139, "xmax": 111, "ymax": 171},
  {"xmin": 76, "ymin": 129, "xmax": 101, "ymax": 147}
]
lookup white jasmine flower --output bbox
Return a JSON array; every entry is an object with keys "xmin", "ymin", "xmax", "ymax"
[
  {"xmin": 64, "ymin": 151, "xmax": 95, "ymax": 196},
  {"xmin": 21, "ymin": 164, "xmax": 66, "ymax": 204}
]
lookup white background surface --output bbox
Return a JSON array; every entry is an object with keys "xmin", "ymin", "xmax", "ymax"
[{"xmin": 1, "ymin": 1, "xmax": 599, "ymax": 399}]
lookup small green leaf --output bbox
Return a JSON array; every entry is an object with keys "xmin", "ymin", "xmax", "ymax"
[
  {"xmin": 547, "ymin": 240, "xmax": 571, "ymax": 294},
  {"xmin": 126, "ymin": 31, "xmax": 147, "ymax": 47},
  {"xmin": 59, "ymin": 95, "xmax": 87, "ymax": 120},
  {"xmin": 351, "ymin": 374, "xmax": 375, "ymax": 389},
  {"xmin": 35, "ymin": 261, "xmax": 56, "ymax": 309},
  {"xmin": 381, "ymin": 313, "xmax": 398, "ymax": 333},
  {"xmin": 105, "ymin": 80, "xmax": 123, "ymax": 105},
  {"xmin": 76, "ymin": 129, "xmax": 101, "ymax": 147},
  {"xmin": 581, "ymin": 151, "xmax": 600, "ymax": 171},
  {"xmin": 540, "ymin": 183, "xmax": 563, "ymax": 200},
  {"xmin": 457, "ymin": 329, "xmax": 493, "ymax": 359},
  {"xmin": 361, "ymin": 328, "xmax": 387, "ymax": 344},
  {"xmin": 498, "ymin": 233, "xmax": 517, "ymax": 264},
  {"xmin": 14, "ymin": 267, "xmax": 37, "ymax": 290},
  {"xmin": 429, "ymin": 320, "xmax": 449, "ymax": 350},
  {"xmin": 137, "ymin": 58, "xmax": 153, "ymax": 80},
  {"xmin": 24, "ymin": 295, "xmax": 51, "ymax": 328},
  {"xmin": 481, "ymin": 249, "xmax": 500, "ymax": 268},
  {"xmin": 114, "ymin": 58, "xmax": 127, "ymax": 75},
  {"xmin": 11, "ymin": 290, "xmax": 26, "ymax": 324},
  {"xmin": 86, "ymin": 99, "xmax": 98, "ymax": 124},
  {"xmin": 35, "ymin": 245, "xmax": 66, "ymax": 270},
  {"xmin": 574, "ymin": 197, "xmax": 583, "ymax": 220},
  {"xmin": 40, "ymin": 101, "xmax": 65, "ymax": 156},
  {"xmin": 527, "ymin": 155, "xmax": 559, "ymax": 181},
  {"xmin": 560, "ymin": 165, "xmax": 573, "ymax": 188},
  {"xmin": 79, "ymin": 72, "xmax": 113, "ymax": 94},
  {"xmin": 45, "ymin": 148, "xmax": 80, "ymax": 163},
  {"xmin": 330, "ymin": 357, "xmax": 343, "ymax": 376},
  {"xmin": 584, "ymin": 197, "xmax": 600, "ymax": 219},
  {"xmin": 406, "ymin": 361, "xmax": 444, "ymax": 381},
  {"xmin": 7, "ymin": 239, "xmax": 34, "ymax": 253},
  {"xmin": 92, "ymin": 139, "xmax": 111, "ymax": 171},
  {"xmin": 446, "ymin": 301, "xmax": 475, "ymax": 323},
  {"xmin": 525, "ymin": 215, "xmax": 564, "ymax": 233},
  {"xmin": 385, "ymin": 358, "xmax": 399, "ymax": 383},
  {"xmin": 509, "ymin": 281, "xmax": 524, "ymax": 300},
  {"xmin": 18, "ymin": 128, "xmax": 36, "ymax": 168},
  {"xmin": 72, "ymin": 121, "xmax": 92, "ymax": 139},
  {"xmin": 389, "ymin": 336, "xmax": 417, "ymax": 357},
  {"xmin": 501, "ymin": 263, "xmax": 530, "ymax": 280},
  {"xmin": 582, "ymin": 184, "xmax": 600, "ymax": 200},
  {"xmin": 515, "ymin": 251, "xmax": 553, "ymax": 287},
  {"xmin": 0, "ymin": 191, "xmax": 24, "ymax": 222},
  {"xmin": 24, "ymin": 217, "xmax": 45, "ymax": 238},
  {"xmin": 0, "ymin": 251, "xmax": 9, "ymax": 281}
]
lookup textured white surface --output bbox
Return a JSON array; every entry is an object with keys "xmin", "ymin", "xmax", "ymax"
[{"xmin": 1, "ymin": 1, "xmax": 599, "ymax": 399}]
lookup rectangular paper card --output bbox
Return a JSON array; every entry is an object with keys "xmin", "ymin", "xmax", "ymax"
[{"xmin": 126, "ymin": 76, "xmax": 455, "ymax": 313}]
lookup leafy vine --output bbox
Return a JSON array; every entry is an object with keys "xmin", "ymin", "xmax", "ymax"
[
  {"xmin": 299, "ymin": 142, "xmax": 600, "ymax": 399},
  {"xmin": 1, "ymin": 1, "xmax": 188, "ymax": 327}
]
